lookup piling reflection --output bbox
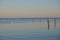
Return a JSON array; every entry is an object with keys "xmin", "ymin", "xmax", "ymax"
[
  {"xmin": 32, "ymin": 18, "xmax": 34, "ymax": 24},
  {"xmin": 40, "ymin": 18, "xmax": 41, "ymax": 22},
  {"xmin": 47, "ymin": 18, "xmax": 50, "ymax": 30},
  {"xmin": 54, "ymin": 18, "xmax": 56, "ymax": 28}
]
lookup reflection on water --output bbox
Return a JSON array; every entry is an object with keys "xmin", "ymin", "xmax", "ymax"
[
  {"xmin": 32, "ymin": 18, "xmax": 34, "ymax": 24},
  {"xmin": 0, "ymin": 18, "xmax": 60, "ymax": 40},
  {"xmin": 54, "ymin": 18, "xmax": 56, "ymax": 28},
  {"xmin": 0, "ymin": 18, "xmax": 59, "ymax": 30},
  {"xmin": 47, "ymin": 18, "xmax": 50, "ymax": 30}
]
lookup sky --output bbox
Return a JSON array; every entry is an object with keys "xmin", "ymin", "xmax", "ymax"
[{"xmin": 0, "ymin": 0, "xmax": 60, "ymax": 18}]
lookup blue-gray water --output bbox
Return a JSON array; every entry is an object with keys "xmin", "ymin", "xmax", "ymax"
[{"xmin": 0, "ymin": 18, "xmax": 60, "ymax": 40}]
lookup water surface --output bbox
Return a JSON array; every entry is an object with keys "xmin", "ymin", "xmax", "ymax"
[{"xmin": 0, "ymin": 18, "xmax": 60, "ymax": 40}]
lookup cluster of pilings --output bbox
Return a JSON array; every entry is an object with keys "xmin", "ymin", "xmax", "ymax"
[
  {"xmin": 47, "ymin": 18, "xmax": 56, "ymax": 30},
  {"xmin": 32, "ymin": 18, "xmax": 57, "ymax": 30}
]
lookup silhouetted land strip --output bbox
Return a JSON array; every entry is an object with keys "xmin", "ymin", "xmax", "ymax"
[{"xmin": 0, "ymin": 17, "xmax": 60, "ymax": 20}]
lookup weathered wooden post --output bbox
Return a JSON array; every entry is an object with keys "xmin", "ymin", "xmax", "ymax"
[{"xmin": 47, "ymin": 18, "xmax": 50, "ymax": 30}]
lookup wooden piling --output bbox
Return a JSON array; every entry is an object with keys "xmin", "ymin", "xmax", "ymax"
[{"xmin": 47, "ymin": 18, "xmax": 50, "ymax": 30}]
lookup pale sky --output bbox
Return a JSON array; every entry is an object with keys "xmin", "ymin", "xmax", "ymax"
[{"xmin": 0, "ymin": 0, "xmax": 60, "ymax": 18}]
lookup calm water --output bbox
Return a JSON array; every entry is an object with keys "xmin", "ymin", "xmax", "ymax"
[{"xmin": 0, "ymin": 18, "xmax": 60, "ymax": 40}]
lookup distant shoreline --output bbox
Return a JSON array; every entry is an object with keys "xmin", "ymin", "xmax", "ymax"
[
  {"xmin": 0, "ymin": 17, "xmax": 60, "ymax": 18},
  {"xmin": 0, "ymin": 17, "xmax": 60, "ymax": 20}
]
